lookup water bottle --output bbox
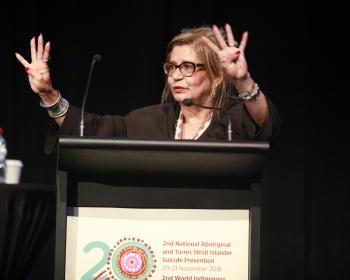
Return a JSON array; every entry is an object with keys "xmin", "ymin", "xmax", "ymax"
[{"xmin": 0, "ymin": 127, "xmax": 7, "ymax": 183}]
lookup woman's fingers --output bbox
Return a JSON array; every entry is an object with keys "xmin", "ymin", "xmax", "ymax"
[
  {"xmin": 15, "ymin": 34, "xmax": 51, "ymax": 77},
  {"xmin": 30, "ymin": 37, "xmax": 37, "ymax": 62},
  {"xmin": 15, "ymin": 52, "xmax": 30, "ymax": 68},
  {"xmin": 225, "ymin": 23, "xmax": 236, "ymax": 47},
  {"xmin": 37, "ymin": 34, "xmax": 44, "ymax": 60},
  {"xmin": 239, "ymin": 32, "xmax": 248, "ymax": 52},
  {"xmin": 213, "ymin": 25, "xmax": 228, "ymax": 49},
  {"xmin": 30, "ymin": 34, "xmax": 50, "ymax": 62},
  {"xmin": 201, "ymin": 36, "xmax": 220, "ymax": 54},
  {"xmin": 42, "ymin": 41, "xmax": 51, "ymax": 61},
  {"xmin": 36, "ymin": 34, "xmax": 51, "ymax": 62},
  {"xmin": 17, "ymin": 35, "xmax": 50, "ymax": 71},
  {"xmin": 211, "ymin": 24, "xmax": 241, "ymax": 51}
]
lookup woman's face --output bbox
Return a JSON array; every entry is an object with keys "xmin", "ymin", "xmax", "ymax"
[{"xmin": 167, "ymin": 45, "xmax": 213, "ymax": 106}]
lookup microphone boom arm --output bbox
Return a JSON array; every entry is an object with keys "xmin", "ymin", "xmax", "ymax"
[{"xmin": 80, "ymin": 54, "xmax": 102, "ymax": 137}]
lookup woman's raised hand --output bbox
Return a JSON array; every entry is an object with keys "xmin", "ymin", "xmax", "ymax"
[
  {"xmin": 202, "ymin": 23, "xmax": 249, "ymax": 82},
  {"xmin": 15, "ymin": 34, "xmax": 55, "ymax": 99}
]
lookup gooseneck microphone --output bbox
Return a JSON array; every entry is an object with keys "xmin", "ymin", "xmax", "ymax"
[
  {"xmin": 80, "ymin": 54, "xmax": 102, "ymax": 137},
  {"xmin": 182, "ymin": 98, "xmax": 233, "ymax": 141}
]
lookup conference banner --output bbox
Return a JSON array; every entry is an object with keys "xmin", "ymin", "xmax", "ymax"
[{"xmin": 66, "ymin": 207, "xmax": 249, "ymax": 280}]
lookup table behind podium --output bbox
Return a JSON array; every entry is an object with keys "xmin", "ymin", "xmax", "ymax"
[
  {"xmin": 0, "ymin": 183, "xmax": 55, "ymax": 280},
  {"xmin": 56, "ymin": 137, "xmax": 269, "ymax": 280}
]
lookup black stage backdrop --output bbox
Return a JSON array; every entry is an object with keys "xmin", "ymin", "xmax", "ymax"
[{"xmin": 1, "ymin": 1, "xmax": 349, "ymax": 279}]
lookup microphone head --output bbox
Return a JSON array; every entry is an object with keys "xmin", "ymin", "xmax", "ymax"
[
  {"xmin": 183, "ymin": 98, "xmax": 193, "ymax": 106},
  {"xmin": 93, "ymin": 54, "xmax": 102, "ymax": 63}
]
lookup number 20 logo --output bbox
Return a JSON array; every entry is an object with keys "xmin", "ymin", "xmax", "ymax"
[{"xmin": 81, "ymin": 237, "xmax": 157, "ymax": 280}]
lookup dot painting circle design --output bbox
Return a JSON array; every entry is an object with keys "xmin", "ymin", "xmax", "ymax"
[{"xmin": 106, "ymin": 237, "xmax": 157, "ymax": 279}]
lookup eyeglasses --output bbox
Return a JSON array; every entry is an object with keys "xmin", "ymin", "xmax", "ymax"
[{"xmin": 163, "ymin": 61, "xmax": 206, "ymax": 77}]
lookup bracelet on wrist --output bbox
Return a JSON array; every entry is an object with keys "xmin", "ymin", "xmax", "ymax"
[
  {"xmin": 238, "ymin": 82, "xmax": 260, "ymax": 102},
  {"xmin": 39, "ymin": 91, "xmax": 69, "ymax": 118},
  {"xmin": 39, "ymin": 91, "xmax": 61, "ymax": 108}
]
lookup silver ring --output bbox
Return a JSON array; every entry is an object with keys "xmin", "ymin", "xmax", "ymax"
[
  {"xmin": 229, "ymin": 42, "xmax": 238, "ymax": 47},
  {"xmin": 42, "ymin": 59, "xmax": 49, "ymax": 62}
]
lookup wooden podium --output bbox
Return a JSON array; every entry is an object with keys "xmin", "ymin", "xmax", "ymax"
[{"xmin": 55, "ymin": 136, "xmax": 269, "ymax": 280}]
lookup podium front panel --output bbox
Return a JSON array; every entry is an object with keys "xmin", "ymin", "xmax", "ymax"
[
  {"xmin": 66, "ymin": 207, "xmax": 249, "ymax": 279},
  {"xmin": 55, "ymin": 137, "xmax": 268, "ymax": 280}
]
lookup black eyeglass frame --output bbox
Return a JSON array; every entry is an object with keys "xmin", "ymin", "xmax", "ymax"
[{"xmin": 163, "ymin": 61, "xmax": 206, "ymax": 77}]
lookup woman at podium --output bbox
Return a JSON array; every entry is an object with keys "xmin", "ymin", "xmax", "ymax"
[{"xmin": 15, "ymin": 23, "xmax": 281, "ymax": 148}]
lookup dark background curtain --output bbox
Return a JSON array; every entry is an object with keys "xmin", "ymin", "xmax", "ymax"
[{"xmin": 1, "ymin": 1, "xmax": 348, "ymax": 279}]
